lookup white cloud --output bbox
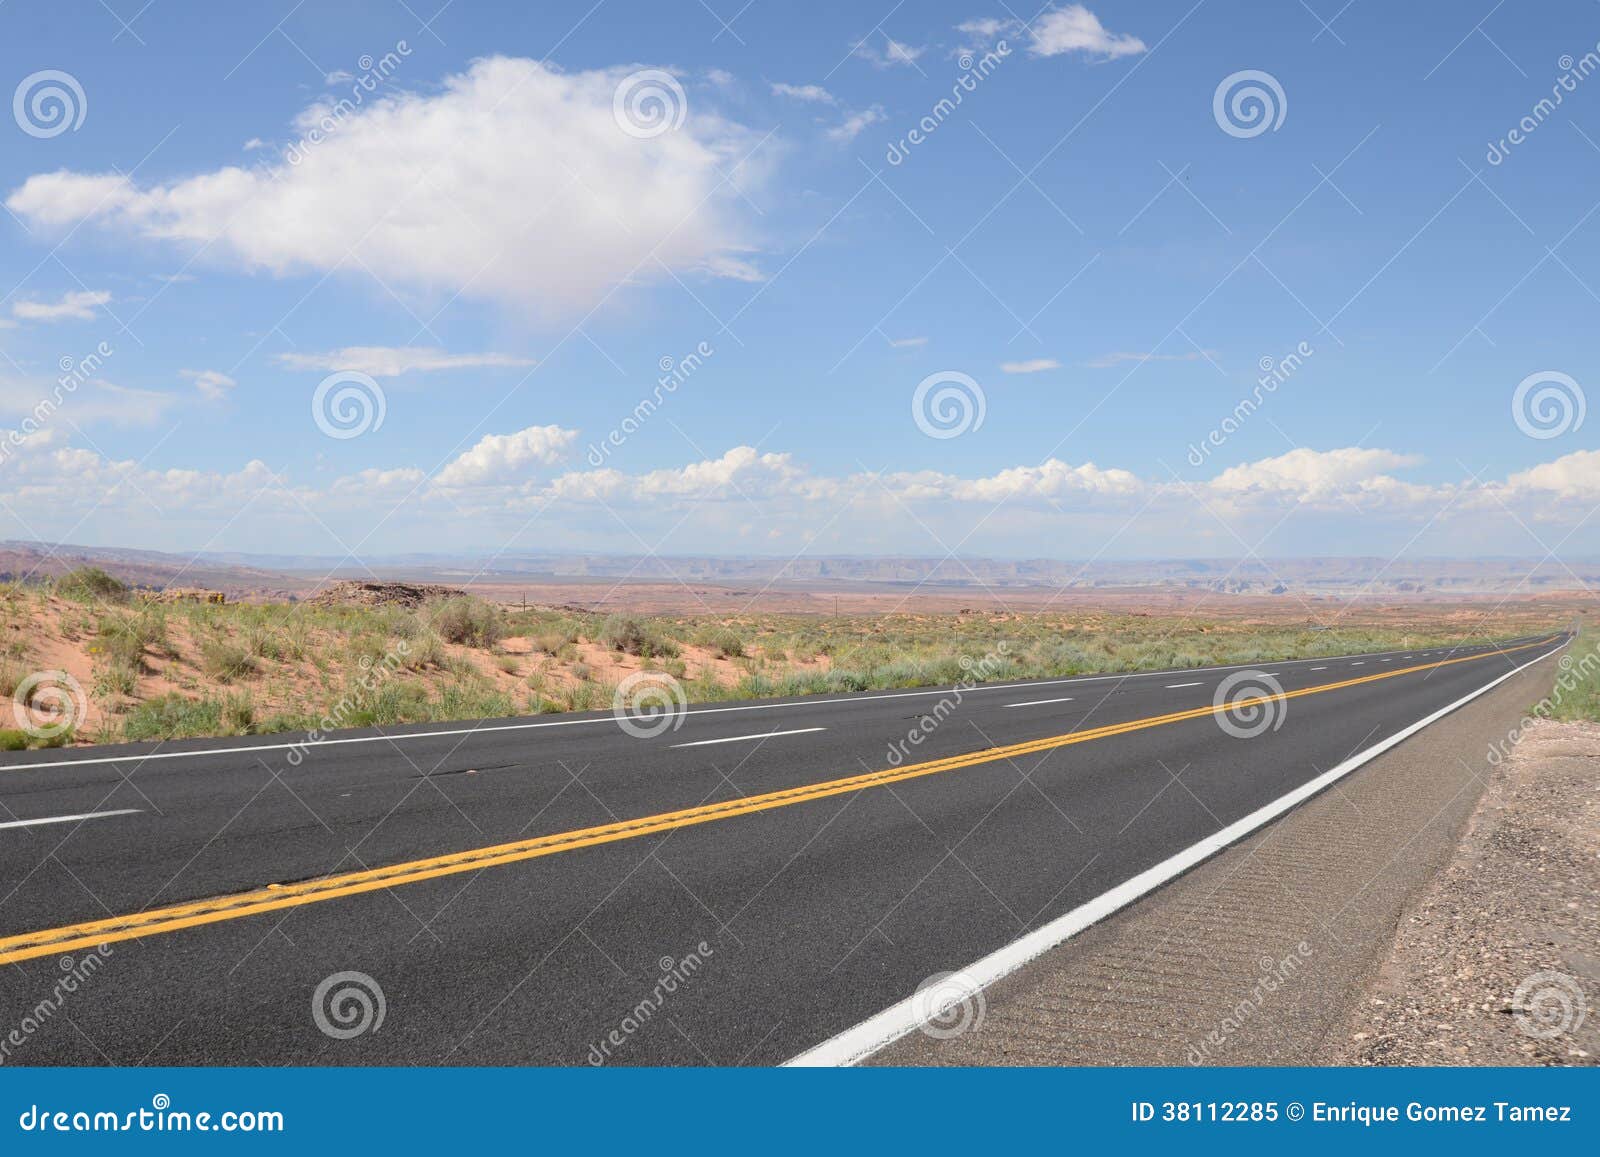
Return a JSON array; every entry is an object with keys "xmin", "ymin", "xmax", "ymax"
[
  {"xmin": 771, "ymin": 82, "xmax": 835, "ymax": 103},
  {"xmin": 433, "ymin": 425, "xmax": 579, "ymax": 487},
  {"xmin": 1208, "ymin": 448, "xmax": 1423, "ymax": 496},
  {"xmin": 1027, "ymin": 5, "xmax": 1145, "ymax": 59},
  {"xmin": 182, "ymin": 369, "xmax": 237, "ymax": 401},
  {"xmin": 324, "ymin": 70, "xmax": 355, "ymax": 85},
  {"xmin": 1085, "ymin": 350, "xmax": 1213, "ymax": 368},
  {"xmin": 1499, "ymin": 449, "xmax": 1600, "ymax": 501},
  {"xmin": 276, "ymin": 346, "xmax": 536, "ymax": 377},
  {"xmin": 855, "ymin": 37, "xmax": 925, "ymax": 68},
  {"xmin": 12, "ymin": 434, "xmax": 1600, "ymax": 556},
  {"xmin": 1001, "ymin": 357, "xmax": 1061, "ymax": 374},
  {"xmin": 11, "ymin": 290, "xmax": 110, "ymax": 322},
  {"xmin": 826, "ymin": 106, "xmax": 886, "ymax": 142},
  {"xmin": 7, "ymin": 57, "xmax": 771, "ymax": 319},
  {"xmin": 888, "ymin": 335, "xmax": 928, "ymax": 348}
]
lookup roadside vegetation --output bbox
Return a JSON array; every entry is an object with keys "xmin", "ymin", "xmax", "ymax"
[
  {"xmin": 0, "ymin": 567, "xmax": 1569, "ymax": 747},
  {"xmin": 1530, "ymin": 629, "xmax": 1600, "ymax": 722}
]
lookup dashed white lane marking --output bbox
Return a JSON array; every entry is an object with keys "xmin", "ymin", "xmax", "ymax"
[
  {"xmin": 786, "ymin": 638, "xmax": 1571, "ymax": 1066},
  {"xmin": 1004, "ymin": 697, "xmax": 1077, "ymax": 708},
  {"xmin": 1165, "ymin": 682, "xmax": 1204, "ymax": 689},
  {"xmin": 1311, "ymin": 666, "xmax": 1328, "ymax": 671},
  {"xmin": 1351, "ymin": 662, "xmax": 1365, "ymax": 666},
  {"xmin": 670, "ymin": 727, "xmax": 827, "ymax": 749},
  {"xmin": 0, "ymin": 809, "xmax": 142, "ymax": 831}
]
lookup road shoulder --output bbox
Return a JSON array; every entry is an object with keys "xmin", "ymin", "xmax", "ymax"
[
  {"xmin": 871, "ymin": 658, "xmax": 1566, "ymax": 1065},
  {"xmin": 1326, "ymin": 717, "xmax": 1597, "ymax": 1065}
]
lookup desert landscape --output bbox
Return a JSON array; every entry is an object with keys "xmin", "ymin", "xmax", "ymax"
[{"xmin": 0, "ymin": 542, "xmax": 1587, "ymax": 747}]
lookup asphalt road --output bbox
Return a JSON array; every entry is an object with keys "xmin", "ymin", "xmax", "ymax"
[{"xmin": 0, "ymin": 632, "xmax": 1568, "ymax": 1065}]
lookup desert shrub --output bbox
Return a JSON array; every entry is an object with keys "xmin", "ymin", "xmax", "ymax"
[
  {"xmin": 0, "ymin": 729, "xmax": 28, "ymax": 750},
  {"xmin": 220, "ymin": 693, "xmax": 255, "ymax": 734},
  {"xmin": 119, "ymin": 695, "xmax": 223, "ymax": 741},
  {"xmin": 403, "ymin": 630, "xmax": 446, "ymax": 669},
  {"xmin": 430, "ymin": 597, "xmax": 503, "ymax": 648},
  {"xmin": 570, "ymin": 661, "xmax": 593, "ymax": 682},
  {"xmin": 200, "ymin": 638, "xmax": 255, "ymax": 683},
  {"xmin": 599, "ymin": 615, "xmax": 677, "ymax": 657},
  {"xmin": 599, "ymin": 615, "xmax": 647, "ymax": 654},
  {"xmin": 55, "ymin": 567, "xmax": 128, "ymax": 604},
  {"xmin": 704, "ymin": 629, "xmax": 745, "ymax": 659}
]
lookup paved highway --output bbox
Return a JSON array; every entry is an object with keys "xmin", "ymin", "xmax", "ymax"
[{"xmin": 0, "ymin": 632, "xmax": 1568, "ymax": 1065}]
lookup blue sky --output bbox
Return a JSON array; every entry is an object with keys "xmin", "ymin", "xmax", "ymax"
[{"xmin": 2, "ymin": 0, "xmax": 1598, "ymax": 562}]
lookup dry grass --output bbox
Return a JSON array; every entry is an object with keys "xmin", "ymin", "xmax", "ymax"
[{"xmin": 0, "ymin": 570, "xmax": 1567, "ymax": 747}]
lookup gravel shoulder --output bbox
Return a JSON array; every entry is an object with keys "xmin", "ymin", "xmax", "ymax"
[
  {"xmin": 1325, "ymin": 717, "xmax": 1598, "ymax": 1066},
  {"xmin": 873, "ymin": 657, "xmax": 1588, "ymax": 1066}
]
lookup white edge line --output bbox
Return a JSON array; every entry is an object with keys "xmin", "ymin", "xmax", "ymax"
[
  {"xmin": 782, "ymin": 637, "xmax": 1568, "ymax": 1067},
  {"xmin": 0, "ymin": 636, "xmax": 1552, "ymax": 774},
  {"xmin": 0, "ymin": 808, "xmax": 142, "ymax": 831},
  {"xmin": 670, "ymin": 727, "xmax": 826, "ymax": 749}
]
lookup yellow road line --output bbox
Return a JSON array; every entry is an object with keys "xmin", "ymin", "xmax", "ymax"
[{"xmin": 0, "ymin": 636, "xmax": 1557, "ymax": 965}]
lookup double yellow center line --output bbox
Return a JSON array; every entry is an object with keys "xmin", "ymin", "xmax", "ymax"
[{"xmin": 0, "ymin": 636, "xmax": 1558, "ymax": 966}]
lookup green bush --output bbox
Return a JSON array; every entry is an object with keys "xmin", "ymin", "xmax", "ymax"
[
  {"xmin": 0, "ymin": 729, "xmax": 28, "ymax": 751},
  {"xmin": 55, "ymin": 567, "xmax": 128, "ymax": 604}
]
